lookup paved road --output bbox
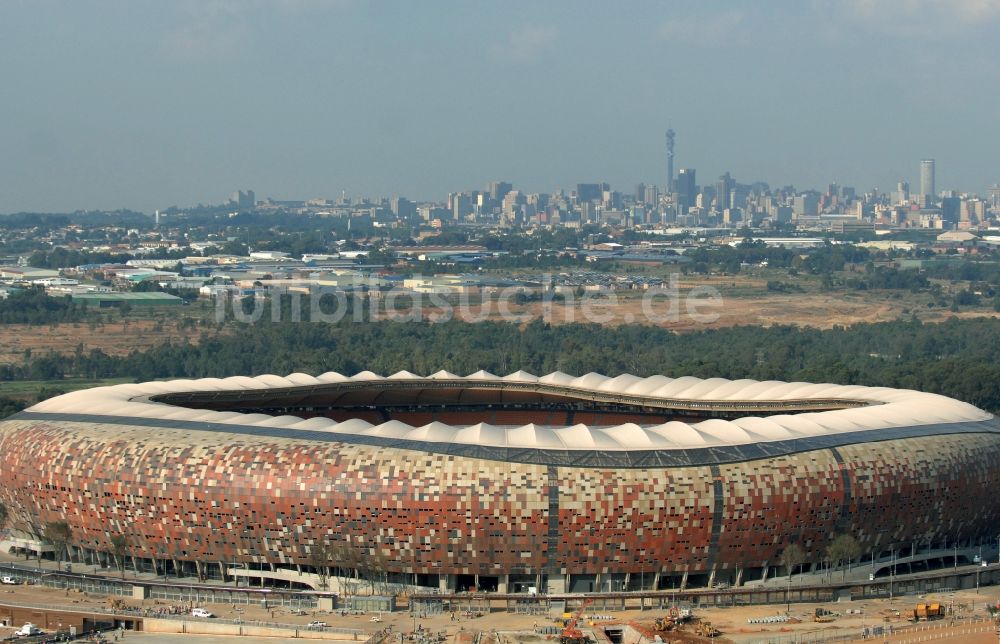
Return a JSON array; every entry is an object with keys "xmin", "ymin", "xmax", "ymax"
[{"xmin": 108, "ymin": 636, "xmax": 302, "ymax": 644}]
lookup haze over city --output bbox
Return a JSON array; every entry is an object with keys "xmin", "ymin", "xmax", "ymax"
[{"xmin": 2, "ymin": 0, "xmax": 1000, "ymax": 213}]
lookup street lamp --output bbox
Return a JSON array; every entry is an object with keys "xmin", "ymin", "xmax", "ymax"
[{"xmin": 889, "ymin": 547, "xmax": 895, "ymax": 603}]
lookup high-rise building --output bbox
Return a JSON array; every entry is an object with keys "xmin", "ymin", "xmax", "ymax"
[
  {"xmin": 895, "ymin": 181, "xmax": 910, "ymax": 205},
  {"xmin": 230, "ymin": 190, "xmax": 255, "ymax": 210},
  {"xmin": 715, "ymin": 173, "xmax": 733, "ymax": 213},
  {"xmin": 576, "ymin": 183, "xmax": 605, "ymax": 205},
  {"xmin": 644, "ymin": 184, "xmax": 659, "ymax": 208},
  {"xmin": 635, "ymin": 183, "xmax": 647, "ymax": 204},
  {"xmin": 452, "ymin": 194, "xmax": 472, "ymax": 221},
  {"xmin": 676, "ymin": 169, "xmax": 696, "ymax": 212},
  {"xmin": 390, "ymin": 197, "xmax": 416, "ymax": 219},
  {"xmin": 665, "ymin": 128, "xmax": 675, "ymax": 193},
  {"xmin": 941, "ymin": 197, "xmax": 960, "ymax": 224},
  {"xmin": 488, "ymin": 181, "xmax": 512, "ymax": 203},
  {"xmin": 920, "ymin": 159, "xmax": 936, "ymax": 205},
  {"xmin": 793, "ymin": 193, "xmax": 819, "ymax": 217},
  {"xmin": 988, "ymin": 184, "xmax": 1000, "ymax": 210}
]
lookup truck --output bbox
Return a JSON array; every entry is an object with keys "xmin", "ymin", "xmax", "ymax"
[
  {"xmin": 15, "ymin": 623, "xmax": 42, "ymax": 636},
  {"xmin": 913, "ymin": 603, "xmax": 944, "ymax": 621}
]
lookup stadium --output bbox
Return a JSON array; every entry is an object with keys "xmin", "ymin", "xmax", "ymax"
[{"xmin": 1, "ymin": 370, "xmax": 999, "ymax": 594}]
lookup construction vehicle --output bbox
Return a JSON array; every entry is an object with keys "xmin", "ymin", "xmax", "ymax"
[
  {"xmin": 652, "ymin": 604, "xmax": 692, "ymax": 632},
  {"xmin": 913, "ymin": 603, "xmax": 944, "ymax": 621},
  {"xmin": 652, "ymin": 616, "xmax": 677, "ymax": 632},
  {"xmin": 814, "ymin": 608, "xmax": 838, "ymax": 623},
  {"xmin": 559, "ymin": 598, "xmax": 593, "ymax": 644},
  {"xmin": 694, "ymin": 620, "xmax": 721, "ymax": 637}
]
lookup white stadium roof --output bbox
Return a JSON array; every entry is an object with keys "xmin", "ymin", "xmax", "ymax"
[{"xmin": 26, "ymin": 372, "xmax": 993, "ymax": 452}]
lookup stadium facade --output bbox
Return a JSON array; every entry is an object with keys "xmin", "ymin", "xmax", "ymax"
[{"xmin": 1, "ymin": 371, "xmax": 998, "ymax": 593}]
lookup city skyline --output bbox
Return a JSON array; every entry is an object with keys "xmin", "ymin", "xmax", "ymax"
[{"xmin": 2, "ymin": 1, "xmax": 999, "ymax": 213}]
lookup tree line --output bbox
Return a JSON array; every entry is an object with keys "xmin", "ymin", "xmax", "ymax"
[
  {"xmin": 2, "ymin": 315, "xmax": 1000, "ymax": 413},
  {"xmin": 0, "ymin": 288, "xmax": 89, "ymax": 324}
]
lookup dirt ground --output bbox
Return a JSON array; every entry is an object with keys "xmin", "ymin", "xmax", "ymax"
[
  {"xmin": 392, "ymin": 291, "xmax": 999, "ymax": 331},
  {"xmin": 3, "ymin": 582, "xmax": 1000, "ymax": 644},
  {"xmin": 0, "ymin": 317, "xmax": 218, "ymax": 364},
  {"xmin": 1, "ymin": 287, "xmax": 998, "ymax": 366}
]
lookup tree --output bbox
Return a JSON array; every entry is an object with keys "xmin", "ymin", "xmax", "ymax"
[
  {"xmin": 308, "ymin": 540, "xmax": 333, "ymax": 590},
  {"xmin": 826, "ymin": 534, "xmax": 862, "ymax": 580},
  {"xmin": 44, "ymin": 520, "xmax": 72, "ymax": 565},
  {"xmin": 780, "ymin": 543, "xmax": 806, "ymax": 580},
  {"xmin": 109, "ymin": 534, "xmax": 128, "ymax": 579}
]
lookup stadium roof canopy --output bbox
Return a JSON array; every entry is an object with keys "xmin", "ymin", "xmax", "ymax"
[{"xmin": 26, "ymin": 371, "xmax": 993, "ymax": 452}]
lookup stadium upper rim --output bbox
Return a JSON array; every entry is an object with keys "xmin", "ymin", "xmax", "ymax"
[{"xmin": 20, "ymin": 371, "xmax": 995, "ymax": 452}]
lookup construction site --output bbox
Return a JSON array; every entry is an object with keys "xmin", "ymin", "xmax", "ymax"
[{"xmin": 4, "ymin": 569, "xmax": 1000, "ymax": 644}]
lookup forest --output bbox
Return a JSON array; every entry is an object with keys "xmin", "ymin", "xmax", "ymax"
[
  {"xmin": 0, "ymin": 288, "xmax": 89, "ymax": 324},
  {"xmin": 2, "ymin": 315, "xmax": 1000, "ymax": 414}
]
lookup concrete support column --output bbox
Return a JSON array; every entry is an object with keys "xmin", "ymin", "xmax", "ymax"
[
  {"xmin": 496, "ymin": 575, "xmax": 508, "ymax": 594},
  {"xmin": 761, "ymin": 562, "xmax": 769, "ymax": 583},
  {"xmin": 680, "ymin": 571, "xmax": 689, "ymax": 590},
  {"xmin": 707, "ymin": 567, "xmax": 716, "ymax": 589},
  {"xmin": 439, "ymin": 574, "xmax": 453, "ymax": 593}
]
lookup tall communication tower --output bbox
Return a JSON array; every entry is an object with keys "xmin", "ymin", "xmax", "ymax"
[{"xmin": 665, "ymin": 128, "xmax": 675, "ymax": 193}]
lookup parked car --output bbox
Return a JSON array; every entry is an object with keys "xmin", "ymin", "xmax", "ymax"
[
  {"xmin": 1, "ymin": 576, "xmax": 17, "ymax": 585},
  {"xmin": 190, "ymin": 608, "xmax": 214, "ymax": 618},
  {"xmin": 307, "ymin": 621, "xmax": 327, "ymax": 629}
]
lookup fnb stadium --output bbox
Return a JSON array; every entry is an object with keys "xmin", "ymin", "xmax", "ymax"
[{"xmin": 1, "ymin": 371, "xmax": 998, "ymax": 594}]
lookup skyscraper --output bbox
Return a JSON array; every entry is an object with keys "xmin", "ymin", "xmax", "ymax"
[
  {"xmin": 665, "ymin": 128, "xmax": 675, "ymax": 193},
  {"xmin": 715, "ymin": 172, "xmax": 733, "ymax": 213},
  {"xmin": 635, "ymin": 183, "xmax": 647, "ymax": 204},
  {"xmin": 920, "ymin": 159, "xmax": 935, "ymax": 205},
  {"xmin": 895, "ymin": 181, "xmax": 910, "ymax": 205},
  {"xmin": 576, "ymin": 183, "xmax": 606, "ymax": 205},
  {"xmin": 676, "ymin": 168, "xmax": 696, "ymax": 212},
  {"xmin": 488, "ymin": 181, "xmax": 513, "ymax": 203},
  {"xmin": 643, "ymin": 184, "xmax": 659, "ymax": 207},
  {"xmin": 230, "ymin": 190, "xmax": 255, "ymax": 210}
]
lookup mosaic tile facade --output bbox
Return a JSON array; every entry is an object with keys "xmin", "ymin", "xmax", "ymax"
[{"xmin": 1, "ymin": 417, "xmax": 999, "ymax": 579}]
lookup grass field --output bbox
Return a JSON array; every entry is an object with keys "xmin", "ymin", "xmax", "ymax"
[{"xmin": 0, "ymin": 376, "xmax": 134, "ymax": 401}]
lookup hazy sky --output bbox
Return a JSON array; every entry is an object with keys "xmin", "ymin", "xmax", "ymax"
[{"xmin": 2, "ymin": 0, "xmax": 999, "ymax": 213}]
